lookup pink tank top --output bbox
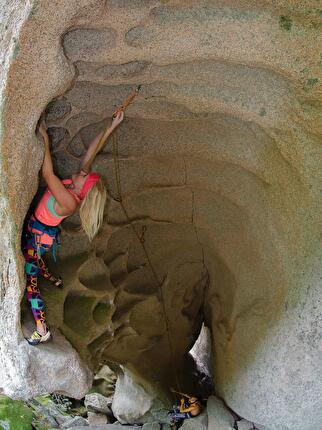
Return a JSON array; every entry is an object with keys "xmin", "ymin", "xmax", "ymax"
[{"xmin": 34, "ymin": 179, "xmax": 80, "ymax": 227}]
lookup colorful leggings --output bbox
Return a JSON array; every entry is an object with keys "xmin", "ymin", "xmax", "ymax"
[
  {"xmin": 169, "ymin": 406, "xmax": 192, "ymax": 422},
  {"xmin": 169, "ymin": 411, "xmax": 192, "ymax": 422},
  {"xmin": 22, "ymin": 232, "xmax": 57, "ymax": 326}
]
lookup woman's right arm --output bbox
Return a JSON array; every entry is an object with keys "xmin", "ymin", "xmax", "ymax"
[
  {"xmin": 39, "ymin": 123, "xmax": 78, "ymax": 214},
  {"xmin": 80, "ymin": 111, "xmax": 124, "ymax": 172}
]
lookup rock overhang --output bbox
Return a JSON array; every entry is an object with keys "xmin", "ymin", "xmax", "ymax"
[{"xmin": 0, "ymin": 1, "xmax": 321, "ymax": 429}]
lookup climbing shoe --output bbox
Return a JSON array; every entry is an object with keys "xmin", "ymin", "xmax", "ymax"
[
  {"xmin": 50, "ymin": 276, "xmax": 63, "ymax": 289},
  {"xmin": 26, "ymin": 329, "xmax": 51, "ymax": 346}
]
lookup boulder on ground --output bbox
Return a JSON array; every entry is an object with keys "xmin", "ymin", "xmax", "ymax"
[
  {"xmin": 142, "ymin": 422, "xmax": 161, "ymax": 429},
  {"xmin": 70, "ymin": 425, "xmax": 140, "ymax": 430},
  {"xmin": 180, "ymin": 409, "xmax": 208, "ymax": 430},
  {"xmin": 87, "ymin": 411, "xmax": 109, "ymax": 425},
  {"xmin": 207, "ymin": 396, "xmax": 235, "ymax": 430},
  {"xmin": 236, "ymin": 418, "xmax": 255, "ymax": 430},
  {"xmin": 85, "ymin": 393, "xmax": 112, "ymax": 414},
  {"xmin": 62, "ymin": 415, "xmax": 89, "ymax": 427},
  {"xmin": 112, "ymin": 367, "xmax": 168, "ymax": 424}
]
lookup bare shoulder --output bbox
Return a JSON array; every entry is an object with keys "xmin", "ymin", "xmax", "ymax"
[{"xmin": 54, "ymin": 197, "xmax": 78, "ymax": 217}]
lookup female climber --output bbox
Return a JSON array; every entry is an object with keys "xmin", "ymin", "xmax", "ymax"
[
  {"xmin": 169, "ymin": 390, "xmax": 202, "ymax": 424},
  {"xmin": 22, "ymin": 111, "xmax": 124, "ymax": 346}
]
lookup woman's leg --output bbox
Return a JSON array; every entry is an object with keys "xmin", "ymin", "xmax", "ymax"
[
  {"xmin": 37, "ymin": 255, "xmax": 63, "ymax": 288},
  {"xmin": 23, "ymin": 240, "xmax": 48, "ymax": 336},
  {"xmin": 25, "ymin": 273, "xmax": 47, "ymax": 334},
  {"xmin": 168, "ymin": 411, "xmax": 188, "ymax": 424}
]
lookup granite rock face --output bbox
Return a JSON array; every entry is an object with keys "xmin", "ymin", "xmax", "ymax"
[
  {"xmin": 207, "ymin": 396, "xmax": 235, "ymax": 430},
  {"xmin": 0, "ymin": 1, "xmax": 321, "ymax": 430}
]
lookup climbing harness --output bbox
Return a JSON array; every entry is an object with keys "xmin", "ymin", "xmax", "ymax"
[
  {"xmin": 27, "ymin": 216, "xmax": 60, "ymax": 261},
  {"xmin": 82, "ymin": 86, "xmax": 141, "ymax": 174}
]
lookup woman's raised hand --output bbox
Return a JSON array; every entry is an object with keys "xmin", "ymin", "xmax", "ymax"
[{"xmin": 111, "ymin": 110, "xmax": 124, "ymax": 128}]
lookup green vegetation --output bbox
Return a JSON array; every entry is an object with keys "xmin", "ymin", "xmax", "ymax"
[
  {"xmin": 33, "ymin": 395, "xmax": 51, "ymax": 407},
  {"xmin": 0, "ymin": 395, "xmax": 33, "ymax": 430},
  {"xmin": 279, "ymin": 16, "xmax": 293, "ymax": 31},
  {"xmin": 306, "ymin": 78, "xmax": 319, "ymax": 87},
  {"xmin": 12, "ymin": 42, "xmax": 20, "ymax": 59},
  {"xmin": 28, "ymin": 1, "xmax": 40, "ymax": 19}
]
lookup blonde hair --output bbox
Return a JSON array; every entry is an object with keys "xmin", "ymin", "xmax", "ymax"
[{"xmin": 79, "ymin": 179, "xmax": 107, "ymax": 241}]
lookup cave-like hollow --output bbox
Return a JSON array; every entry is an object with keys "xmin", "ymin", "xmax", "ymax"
[
  {"xmin": 0, "ymin": 2, "xmax": 321, "ymax": 430},
  {"xmin": 39, "ymin": 91, "xmax": 289, "ymax": 387}
]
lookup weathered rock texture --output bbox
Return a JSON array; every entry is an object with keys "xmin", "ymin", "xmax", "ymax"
[
  {"xmin": 111, "ymin": 367, "xmax": 168, "ymax": 424},
  {"xmin": 0, "ymin": 1, "xmax": 321, "ymax": 430}
]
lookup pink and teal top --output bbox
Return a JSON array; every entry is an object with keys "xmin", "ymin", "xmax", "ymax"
[
  {"xmin": 34, "ymin": 179, "xmax": 80, "ymax": 226},
  {"xmin": 29, "ymin": 173, "xmax": 100, "ymax": 246},
  {"xmin": 29, "ymin": 179, "xmax": 80, "ymax": 245}
]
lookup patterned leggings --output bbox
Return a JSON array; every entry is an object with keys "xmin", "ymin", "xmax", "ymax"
[
  {"xmin": 22, "ymin": 232, "xmax": 58, "ymax": 326},
  {"xmin": 169, "ymin": 406, "xmax": 192, "ymax": 422}
]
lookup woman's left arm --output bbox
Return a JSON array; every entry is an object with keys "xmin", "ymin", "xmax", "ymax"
[
  {"xmin": 38, "ymin": 122, "xmax": 78, "ymax": 214},
  {"xmin": 38, "ymin": 121, "xmax": 54, "ymax": 178}
]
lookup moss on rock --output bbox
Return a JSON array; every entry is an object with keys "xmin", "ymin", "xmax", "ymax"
[{"xmin": 0, "ymin": 395, "xmax": 33, "ymax": 430}]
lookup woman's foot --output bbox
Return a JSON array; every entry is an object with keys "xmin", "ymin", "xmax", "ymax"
[
  {"xmin": 26, "ymin": 329, "xmax": 51, "ymax": 346},
  {"xmin": 49, "ymin": 275, "xmax": 63, "ymax": 288}
]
